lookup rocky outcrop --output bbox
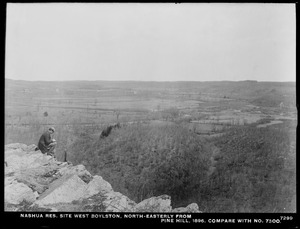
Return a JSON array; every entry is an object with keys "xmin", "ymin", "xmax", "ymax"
[
  {"xmin": 85, "ymin": 175, "xmax": 113, "ymax": 196},
  {"xmin": 58, "ymin": 164, "xmax": 93, "ymax": 183},
  {"xmin": 134, "ymin": 195, "xmax": 172, "ymax": 212},
  {"xmin": 172, "ymin": 203, "xmax": 200, "ymax": 212},
  {"xmin": 5, "ymin": 180, "xmax": 36, "ymax": 204},
  {"xmin": 103, "ymin": 191, "xmax": 137, "ymax": 212},
  {"xmin": 4, "ymin": 143, "xmax": 201, "ymax": 212},
  {"xmin": 35, "ymin": 174, "xmax": 88, "ymax": 206}
]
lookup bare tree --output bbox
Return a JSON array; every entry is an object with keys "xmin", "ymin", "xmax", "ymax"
[
  {"xmin": 43, "ymin": 111, "xmax": 48, "ymax": 125},
  {"xmin": 114, "ymin": 110, "xmax": 121, "ymax": 122}
]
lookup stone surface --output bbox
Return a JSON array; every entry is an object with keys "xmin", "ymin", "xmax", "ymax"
[
  {"xmin": 103, "ymin": 191, "xmax": 136, "ymax": 212},
  {"xmin": 5, "ymin": 181, "xmax": 36, "ymax": 204},
  {"xmin": 58, "ymin": 164, "xmax": 93, "ymax": 183},
  {"xmin": 5, "ymin": 143, "xmax": 28, "ymax": 151},
  {"xmin": 134, "ymin": 195, "xmax": 172, "ymax": 212},
  {"xmin": 172, "ymin": 203, "xmax": 201, "ymax": 213},
  {"xmin": 35, "ymin": 174, "xmax": 88, "ymax": 206},
  {"xmin": 34, "ymin": 191, "xmax": 39, "ymax": 199},
  {"xmin": 27, "ymin": 144, "xmax": 38, "ymax": 152},
  {"xmin": 5, "ymin": 177, "xmax": 16, "ymax": 186},
  {"xmin": 5, "ymin": 148, "xmax": 52, "ymax": 175},
  {"xmin": 85, "ymin": 175, "xmax": 113, "ymax": 197},
  {"xmin": 13, "ymin": 165, "xmax": 61, "ymax": 194}
]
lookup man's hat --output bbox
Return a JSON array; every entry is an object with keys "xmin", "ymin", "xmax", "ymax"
[{"xmin": 49, "ymin": 127, "xmax": 55, "ymax": 132}]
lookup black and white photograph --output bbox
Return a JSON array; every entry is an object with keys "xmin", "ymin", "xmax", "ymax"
[{"xmin": 4, "ymin": 2, "xmax": 297, "ymax": 225}]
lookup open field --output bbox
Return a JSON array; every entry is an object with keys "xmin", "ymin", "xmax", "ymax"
[
  {"xmin": 5, "ymin": 80, "xmax": 296, "ymax": 129},
  {"xmin": 5, "ymin": 79, "xmax": 297, "ymax": 212},
  {"xmin": 5, "ymin": 79, "xmax": 296, "ymax": 148}
]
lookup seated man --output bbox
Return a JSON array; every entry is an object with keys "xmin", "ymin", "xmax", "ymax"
[{"xmin": 37, "ymin": 127, "xmax": 57, "ymax": 156}]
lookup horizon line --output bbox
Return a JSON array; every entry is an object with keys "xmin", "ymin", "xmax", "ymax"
[{"xmin": 4, "ymin": 78, "xmax": 296, "ymax": 83}]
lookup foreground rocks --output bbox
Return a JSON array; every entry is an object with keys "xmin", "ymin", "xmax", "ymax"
[
  {"xmin": 5, "ymin": 181, "xmax": 36, "ymax": 205},
  {"xmin": 35, "ymin": 174, "xmax": 88, "ymax": 206},
  {"xmin": 135, "ymin": 195, "xmax": 172, "ymax": 212},
  {"xmin": 5, "ymin": 143, "xmax": 201, "ymax": 212}
]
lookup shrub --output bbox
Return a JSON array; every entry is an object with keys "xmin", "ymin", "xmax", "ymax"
[
  {"xmin": 69, "ymin": 123, "xmax": 210, "ymax": 205},
  {"xmin": 198, "ymin": 122, "xmax": 296, "ymax": 212}
]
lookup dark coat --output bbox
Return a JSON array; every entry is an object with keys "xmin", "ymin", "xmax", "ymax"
[
  {"xmin": 38, "ymin": 131, "xmax": 52, "ymax": 153},
  {"xmin": 99, "ymin": 123, "xmax": 121, "ymax": 139},
  {"xmin": 100, "ymin": 126, "xmax": 113, "ymax": 138}
]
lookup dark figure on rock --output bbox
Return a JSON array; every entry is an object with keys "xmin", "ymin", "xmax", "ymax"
[{"xmin": 37, "ymin": 127, "xmax": 57, "ymax": 156}]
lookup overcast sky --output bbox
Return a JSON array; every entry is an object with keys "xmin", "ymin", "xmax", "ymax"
[{"xmin": 5, "ymin": 3, "xmax": 295, "ymax": 82}]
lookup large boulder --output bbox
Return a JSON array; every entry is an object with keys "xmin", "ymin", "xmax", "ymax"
[
  {"xmin": 5, "ymin": 176, "xmax": 16, "ymax": 186},
  {"xmin": 58, "ymin": 164, "xmax": 93, "ymax": 183},
  {"xmin": 5, "ymin": 143, "xmax": 29, "ymax": 151},
  {"xmin": 172, "ymin": 203, "xmax": 201, "ymax": 213},
  {"xmin": 35, "ymin": 174, "xmax": 88, "ymax": 206},
  {"xmin": 5, "ymin": 181, "xmax": 36, "ymax": 204},
  {"xmin": 85, "ymin": 175, "xmax": 113, "ymax": 197},
  {"xmin": 134, "ymin": 195, "xmax": 172, "ymax": 212},
  {"xmin": 5, "ymin": 147, "xmax": 52, "ymax": 175},
  {"xmin": 13, "ymin": 164, "xmax": 62, "ymax": 194},
  {"xmin": 102, "ymin": 191, "xmax": 136, "ymax": 212}
]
